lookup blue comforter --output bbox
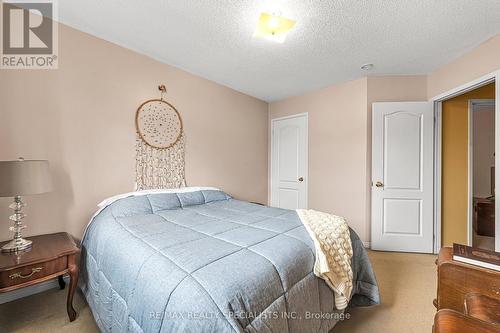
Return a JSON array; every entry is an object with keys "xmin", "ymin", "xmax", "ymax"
[{"xmin": 80, "ymin": 190, "xmax": 379, "ymax": 333}]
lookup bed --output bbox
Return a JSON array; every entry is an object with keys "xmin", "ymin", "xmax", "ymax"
[{"xmin": 80, "ymin": 188, "xmax": 379, "ymax": 333}]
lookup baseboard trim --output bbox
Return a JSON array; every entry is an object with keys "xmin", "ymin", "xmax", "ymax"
[
  {"xmin": 362, "ymin": 241, "xmax": 371, "ymax": 249},
  {"xmin": 0, "ymin": 275, "xmax": 69, "ymax": 304}
]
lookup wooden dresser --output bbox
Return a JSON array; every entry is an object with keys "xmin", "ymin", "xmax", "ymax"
[
  {"xmin": 435, "ymin": 247, "xmax": 500, "ymax": 312},
  {"xmin": 434, "ymin": 309, "xmax": 500, "ymax": 333},
  {"xmin": 434, "ymin": 247, "xmax": 500, "ymax": 332},
  {"xmin": 474, "ymin": 197, "xmax": 495, "ymax": 237}
]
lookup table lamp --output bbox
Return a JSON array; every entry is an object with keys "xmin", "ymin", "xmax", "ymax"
[{"xmin": 0, "ymin": 158, "xmax": 52, "ymax": 253}]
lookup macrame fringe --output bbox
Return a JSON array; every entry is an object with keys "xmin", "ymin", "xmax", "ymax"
[{"xmin": 135, "ymin": 131, "xmax": 186, "ymax": 190}]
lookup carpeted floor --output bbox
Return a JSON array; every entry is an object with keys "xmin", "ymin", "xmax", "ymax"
[
  {"xmin": 335, "ymin": 251, "xmax": 437, "ymax": 333},
  {"xmin": 0, "ymin": 250, "xmax": 437, "ymax": 333}
]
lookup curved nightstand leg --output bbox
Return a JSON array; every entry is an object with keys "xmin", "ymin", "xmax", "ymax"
[
  {"xmin": 58, "ymin": 275, "xmax": 66, "ymax": 290},
  {"xmin": 67, "ymin": 264, "xmax": 79, "ymax": 322}
]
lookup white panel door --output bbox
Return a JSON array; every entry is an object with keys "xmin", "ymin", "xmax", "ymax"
[
  {"xmin": 372, "ymin": 102, "xmax": 434, "ymax": 253},
  {"xmin": 271, "ymin": 114, "xmax": 308, "ymax": 209}
]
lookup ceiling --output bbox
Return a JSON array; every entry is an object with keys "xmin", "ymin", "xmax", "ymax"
[{"xmin": 58, "ymin": 0, "xmax": 500, "ymax": 102}]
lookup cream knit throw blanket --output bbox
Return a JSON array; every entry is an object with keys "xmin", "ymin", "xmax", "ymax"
[{"xmin": 296, "ymin": 209, "xmax": 353, "ymax": 310}]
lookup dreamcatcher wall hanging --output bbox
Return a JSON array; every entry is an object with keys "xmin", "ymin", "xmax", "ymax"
[{"xmin": 135, "ymin": 85, "xmax": 186, "ymax": 190}]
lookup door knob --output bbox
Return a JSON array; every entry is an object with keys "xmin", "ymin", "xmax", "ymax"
[
  {"xmin": 375, "ymin": 181, "xmax": 383, "ymax": 187},
  {"xmin": 298, "ymin": 177, "xmax": 304, "ymax": 182}
]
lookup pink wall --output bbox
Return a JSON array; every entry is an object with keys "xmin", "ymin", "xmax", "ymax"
[
  {"xmin": 269, "ymin": 78, "xmax": 369, "ymax": 240},
  {"xmin": 269, "ymin": 76, "xmax": 428, "ymax": 242},
  {"xmin": 270, "ymin": 33, "xmax": 500, "ymax": 244},
  {"xmin": 2, "ymin": 20, "xmax": 498, "ymax": 246},
  {"xmin": 0, "ymin": 24, "xmax": 268, "ymax": 241},
  {"xmin": 428, "ymin": 34, "xmax": 500, "ymax": 98}
]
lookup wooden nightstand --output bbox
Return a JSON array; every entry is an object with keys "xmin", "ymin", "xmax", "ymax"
[{"xmin": 0, "ymin": 232, "xmax": 80, "ymax": 321}]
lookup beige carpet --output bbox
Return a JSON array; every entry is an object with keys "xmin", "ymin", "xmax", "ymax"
[
  {"xmin": 0, "ymin": 250, "xmax": 437, "ymax": 333},
  {"xmin": 334, "ymin": 251, "xmax": 437, "ymax": 333}
]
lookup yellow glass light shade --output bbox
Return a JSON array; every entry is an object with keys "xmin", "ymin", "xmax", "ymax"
[{"xmin": 253, "ymin": 12, "xmax": 296, "ymax": 43}]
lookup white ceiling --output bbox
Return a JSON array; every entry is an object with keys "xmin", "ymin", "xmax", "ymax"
[{"xmin": 58, "ymin": 0, "xmax": 500, "ymax": 102}]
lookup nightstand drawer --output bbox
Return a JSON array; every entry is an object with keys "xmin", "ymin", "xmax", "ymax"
[{"xmin": 0, "ymin": 256, "xmax": 67, "ymax": 289}]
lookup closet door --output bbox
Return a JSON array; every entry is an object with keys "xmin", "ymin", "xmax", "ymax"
[{"xmin": 271, "ymin": 114, "xmax": 308, "ymax": 210}]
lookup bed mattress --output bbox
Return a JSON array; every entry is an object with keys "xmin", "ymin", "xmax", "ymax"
[{"xmin": 80, "ymin": 189, "xmax": 379, "ymax": 333}]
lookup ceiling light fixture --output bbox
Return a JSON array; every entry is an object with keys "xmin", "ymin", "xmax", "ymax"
[
  {"xmin": 361, "ymin": 63, "xmax": 374, "ymax": 71},
  {"xmin": 253, "ymin": 12, "xmax": 296, "ymax": 43}
]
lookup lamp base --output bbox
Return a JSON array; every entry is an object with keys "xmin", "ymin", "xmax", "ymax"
[
  {"xmin": 1, "ymin": 237, "xmax": 32, "ymax": 253},
  {"xmin": 2, "ymin": 196, "xmax": 32, "ymax": 253}
]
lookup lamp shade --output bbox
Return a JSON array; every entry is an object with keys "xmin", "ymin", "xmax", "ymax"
[{"xmin": 0, "ymin": 160, "xmax": 52, "ymax": 197}]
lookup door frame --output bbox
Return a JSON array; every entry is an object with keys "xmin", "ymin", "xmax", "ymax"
[
  {"xmin": 431, "ymin": 70, "xmax": 500, "ymax": 253},
  {"xmin": 468, "ymin": 99, "xmax": 495, "ymax": 246},
  {"xmin": 270, "ymin": 112, "xmax": 309, "ymax": 208}
]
